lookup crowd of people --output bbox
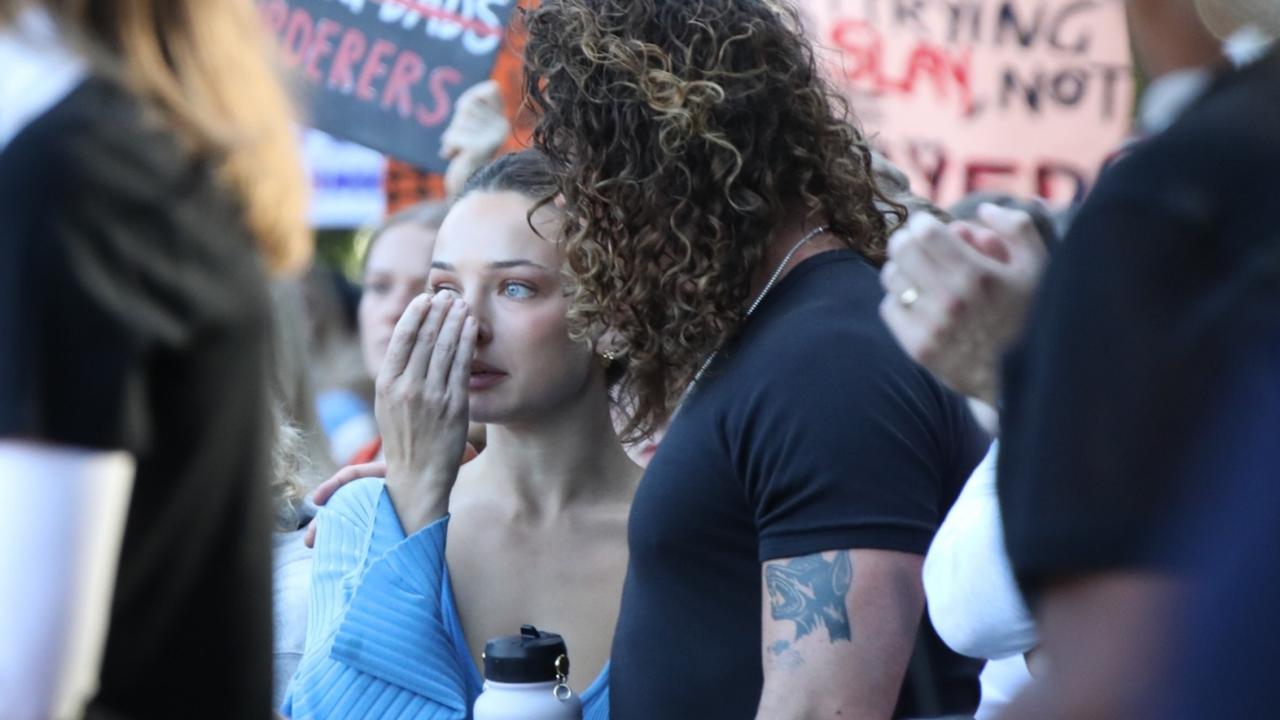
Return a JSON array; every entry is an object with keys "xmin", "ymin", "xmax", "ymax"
[{"xmin": 1, "ymin": 0, "xmax": 1276, "ymax": 719}]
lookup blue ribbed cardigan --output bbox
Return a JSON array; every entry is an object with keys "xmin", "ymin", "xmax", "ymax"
[{"xmin": 282, "ymin": 478, "xmax": 610, "ymax": 719}]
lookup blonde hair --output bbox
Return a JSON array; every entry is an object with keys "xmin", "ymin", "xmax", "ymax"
[
  {"xmin": 1, "ymin": 0, "xmax": 311, "ymax": 274},
  {"xmin": 270, "ymin": 406, "xmax": 313, "ymax": 532}
]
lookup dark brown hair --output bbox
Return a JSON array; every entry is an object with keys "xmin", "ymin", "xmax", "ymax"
[
  {"xmin": 459, "ymin": 148, "xmax": 561, "ymax": 200},
  {"xmin": 522, "ymin": 0, "xmax": 902, "ymax": 440}
]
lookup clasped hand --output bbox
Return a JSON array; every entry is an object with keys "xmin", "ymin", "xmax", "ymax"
[{"xmin": 879, "ymin": 204, "xmax": 1049, "ymax": 408}]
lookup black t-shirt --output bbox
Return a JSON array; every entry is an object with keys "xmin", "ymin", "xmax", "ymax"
[
  {"xmin": 997, "ymin": 48, "xmax": 1280, "ymax": 596},
  {"xmin": 0, "ymin": 77, "xmax": 274, "ymax": 718},
  {"xmin": 610, "ymin": 250, "xmax": 989, "ymax": 719}
]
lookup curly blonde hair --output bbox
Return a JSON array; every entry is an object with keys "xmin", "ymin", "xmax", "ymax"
[
  {"xmin": 522, "ymin": 0, "xmax": 902, "ymax": 440},
  {"xmin": 270, "ymin": 411, "xmax": 311, "ymax": 532}
]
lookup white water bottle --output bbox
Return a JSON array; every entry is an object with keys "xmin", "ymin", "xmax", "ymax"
[{"xmin": 473, "ymin": 625, "xmax": 583, "ymax": 720}]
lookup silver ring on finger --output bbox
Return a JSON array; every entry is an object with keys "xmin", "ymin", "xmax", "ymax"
[{"xmin": 898, "ymin": 286, "xmax": 921, "ymax": 308}]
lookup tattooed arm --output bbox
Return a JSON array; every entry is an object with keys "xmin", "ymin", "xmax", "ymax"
[{"xmin": 757, "ymin": 549, "xmax": 925, "ymax": 720}]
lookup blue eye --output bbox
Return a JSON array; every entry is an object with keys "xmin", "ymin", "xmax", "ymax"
[
  {"xmin": 502, "ymin": 282, "xmax": 535, "ymax": 299},
  {"xmin": 432, "ymin": 285, "xmax": 462, "ymax": 297}
]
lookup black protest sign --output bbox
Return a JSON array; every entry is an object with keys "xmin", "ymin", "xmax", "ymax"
[{"xmin": 260, "ymin": 0, "xmax": 516, "ymax": 172}]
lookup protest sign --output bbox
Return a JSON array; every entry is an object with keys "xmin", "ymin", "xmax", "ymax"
[
  {"xmin": 260, "ymin": 0, "xmax": 517, "ymax": 172},
  {"xmin": 804, "ymin": 0, "xmax": 1134, "ymax": 206}
]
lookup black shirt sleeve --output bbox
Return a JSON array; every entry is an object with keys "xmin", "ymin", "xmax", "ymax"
[
  {"xmin": 733, "ymin": 308, "xmax": 987, "ymax": 563},
  {"xmin": 0, "ymin": 91, "xmax": 201, "ymax": 452}
]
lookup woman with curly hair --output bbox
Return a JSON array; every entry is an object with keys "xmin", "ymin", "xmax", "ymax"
[{"xmin": 522, "ymin": 1, "xmax": 989, "ymax": 718}]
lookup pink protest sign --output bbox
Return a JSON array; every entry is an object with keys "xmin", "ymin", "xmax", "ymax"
[{"xmin": 803, "ymin": 0, "xmax": 1134, "ymax": 207}]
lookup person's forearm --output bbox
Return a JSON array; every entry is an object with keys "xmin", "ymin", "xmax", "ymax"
[
  {"xmin": 997, "ymin": 573, "xmax": 1178, "ymax": 719},
  {"xmin": 756, "ymin": 688, "xmax": 894, "ymax": 720}
]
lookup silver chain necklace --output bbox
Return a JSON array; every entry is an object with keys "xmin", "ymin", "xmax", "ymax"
[{"xmin": 686, "ymin": 224, "xmax": 829, "ymax": 393}]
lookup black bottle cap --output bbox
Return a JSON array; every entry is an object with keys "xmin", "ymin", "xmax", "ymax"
[{"xmin": 482, "ymin": 625, "xmax": 570, "ymax": 683}]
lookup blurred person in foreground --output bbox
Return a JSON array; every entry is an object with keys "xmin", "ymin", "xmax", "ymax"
[
  {"xmin": 1160, "ymin": 328, "xmax": 1280, "ymax": 719},
  {"xmin": 882, "ymin": 1, "xmax": 1278, "ymax": 716},
  {"xmin": 997, "ymin": 3, "xmax": 1277, "ymax": 715},
  {"xmin": 523, "ymin": 1, "xmax": 990, "ymax": 717},
  {"xmin": 0, "ymin": 1, "xmax": 308, "ymax": 718}
]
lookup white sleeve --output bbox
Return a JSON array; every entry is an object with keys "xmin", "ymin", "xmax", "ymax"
[
  {"xmin": 922, "ymin": 442, "xmax": 1037, "ymax": 659},
  {"xmin": 0, "ymin": 441, "xmax": 134, "ymax": 720}
]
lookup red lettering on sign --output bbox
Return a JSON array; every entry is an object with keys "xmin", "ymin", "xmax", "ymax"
[
  {"xmin": 255, "ymin": 0, "xmax": 493, "ymax": 166},
  {"xmin": 328, "ymin": 28, "xmax": 368, "ymax": 92},
  {"xmin": 356, "ymin": 39, "xmax": 397, "ymax": 102},
  {"xmin": 1036, "ymin": 162, "xmax": 1087, "ymax": 204},
  {"xmin": 281, "ymin": 8, "xmax": 314, "ymax": 67},
  {"xmin": 881, "ymin": 141, "xmax": 1093, "ymax": 205},
  {"xmin": 965, "ymin": 161, "xmax": 1019, "ymax": 193},
  {"xmin": 307, "ymin": 19, "xmax": 342, "ymax": 83},
  {"xmin": 417, "ymin": 66, "xmax": 462, "ymax": 127},
  {"xmin": 830, "ymin": 19, "xmax": 974, "ymax": 116},
  {"xmin": 383, "ymin": 51, "xmax": 426, "ymax": 117}
]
